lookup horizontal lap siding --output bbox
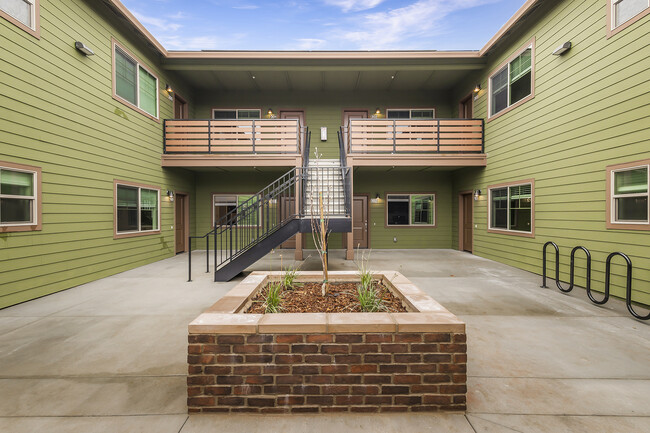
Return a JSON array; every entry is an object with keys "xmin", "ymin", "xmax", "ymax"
[
  {"xmin": 451, "ymin": 0, "xmax": 650, "ymax": 305},
  {"xmin": 0, "ymin": 0, "xmax": 195, "ymax": 308}
]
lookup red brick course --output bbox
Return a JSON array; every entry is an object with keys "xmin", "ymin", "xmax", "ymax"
[{"xmin": 188, "ymin": 332, "xmax": 466, "ymax": 413}]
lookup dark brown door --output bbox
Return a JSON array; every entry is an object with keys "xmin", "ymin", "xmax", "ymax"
[
  {"xmin": 280, "ymin": 197, "xmax": 296, "ymax": 249},
  {"xmin": 352, "ymin": 196, "xmax": 368, "ymax": 249},
  {"xmin": 175, "ymin": 193, "xmax": 187, "ymax": 254},
  {"xmin": 342, "ymin": 110, "xmax": 368, "ymax": 149},
  {"xmin": 174, "ymin": 94, "xmax": 188, "ymax": 119},
  {"xmin": 462, "ymin": 193, "xmax": 473, "ymax": 253},
  {"xmin": 459, "ymin": 94, "xmax": 472, "ymax": 119}
]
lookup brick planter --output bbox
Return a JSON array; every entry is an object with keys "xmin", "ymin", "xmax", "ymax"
[{"xmin": 188, "ymin": 271, "xmax": 466, "ymax": 413}]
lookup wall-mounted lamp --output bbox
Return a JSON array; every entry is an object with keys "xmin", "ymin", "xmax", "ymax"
[
  {"xmin": 165, "ymin": 84, "xmax": 174, "ymax": 94},
  {"xmin": 473, "ymin": 84, "xmax": 481, "ymax": 93},
  {"xmin": 371, "ymin": 193, "xmax": 381, "ymax": 204},
  {"xmin": 167, "ymin": 190, "xmax": 174, "ymax": 202},
  {"xmin": 474, "ymin": 189, "xmax": 481, "ymax": 201},
  {"xmin": 552, "ymin": 41, "xmax": 572, "ymax": 56},
  {"xmin": 75, "ymin": 41, "xmax": 95, "ymax": 56}
]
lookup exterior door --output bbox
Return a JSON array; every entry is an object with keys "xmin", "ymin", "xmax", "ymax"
[
  {"xmin": 352, "ymin": 195, "xmax": 368, "ymax": 249},
  {"xmin": 280, "ymin": 197, "xmax": 297, "ymax": 249},
  {"xmin": 342, "ymin": 110, "xmax": 368, "ymax": 150},
  {"xmin": 175, "ymin": 193, "xmax": 188, "ymax": 254},
  {"xmin": 461, "ymin": 193, "xmax": 473, "ymax": 253},
  {"xmin": 174, "ymin": 94, "xmax": 188, "ymax": 119},
  {"xmin": 279, "ymin": 110, "xmax": 305, "ymax": 152},
  {"xmin": 459, "ymin": 94, "xmax": 472, "ymax": 119}
]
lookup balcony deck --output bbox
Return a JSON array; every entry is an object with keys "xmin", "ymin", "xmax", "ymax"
[
  {"xmin": 346, "ymin": 119, "xmax": 486, "ymax": 167},
  {"xmin": 161, "ymin": 119, "xmax": 303, "ymax": 167}
]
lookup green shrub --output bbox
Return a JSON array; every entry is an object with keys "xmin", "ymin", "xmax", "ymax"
[{"xmin": 264, "ymin": 281, "xmax": 283, "ymax": 313}]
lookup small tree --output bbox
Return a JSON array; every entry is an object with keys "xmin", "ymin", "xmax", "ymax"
[{"xmin": 309, "ymin": 148, "xmax": 331, "ymax": 296}]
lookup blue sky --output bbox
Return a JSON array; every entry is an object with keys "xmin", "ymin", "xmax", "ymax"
[{"xmin": 121, "ymin": 0, "xmax": 526, "ymax": 51}]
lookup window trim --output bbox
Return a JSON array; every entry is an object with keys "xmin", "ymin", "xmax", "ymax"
[
  {"xmin": 0, "ymin": 0, "xmax": 40, "ymax": 39},
  {"xmin": 384, "ymin": 192, "xmax": 437, "ymax": 228},
  {"xmin": 487, "ymin": 179, "xmax": 535, "ymax": 238},
  {"xmin": 606, "ymin": 159, "xmax": 650, "ymax": 230},
  {"xmin": 0, "ymin": 160, "xmax": 42, "ymax": 232},
  {"xmin": 111, "ymin": 38, "xmax": 160, "ymax": 122},
  {"xmin": 385, "ymin": 108, "xmax": 436, "ymax": 119},
  {"xmin": 211, "ymin": 108, "xmax": 262, "ymax": 120},
  {"xmin": 607, "ymin": 0, "xmax": 650, "ymax": 38},
  {"xmin": 113, "ymin": 180, "xmax": 161, "ymax": 239},
  {"xmin": 212, "ymin": 193, "xmax": 261, "ymax": 227},
  {"xmin": 487, "ymin": 37, "xmax": 536, "ymax": 122}
]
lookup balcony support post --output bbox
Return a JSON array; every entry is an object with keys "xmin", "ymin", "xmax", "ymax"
[
  {"xmin": 208, "ymin": 119, "xmax": 212, "ymax": 154},
  {"xmin": 252, "ymin": 119, "xmax": 256, "ymax": 154}
]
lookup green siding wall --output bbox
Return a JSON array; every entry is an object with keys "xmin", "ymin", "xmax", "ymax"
[
  {"xmin": 354, "ymin": 170, "xmax": 453, "ymax": 249},
  {"xmin": 0, "ymin": 0, "xmax": 194, "ymax": 308},
  {"xmin": 450, "ymin": 0, "xmax": 650, "ymax": 305},
  {"xmin": 194, "ymin": 91, "xmax": 452, "ymax": 159}
]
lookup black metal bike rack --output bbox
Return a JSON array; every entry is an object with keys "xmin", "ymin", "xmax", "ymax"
[{"xmin": 541, "ymin": 242, "xmax": 648, "ymax": 320}]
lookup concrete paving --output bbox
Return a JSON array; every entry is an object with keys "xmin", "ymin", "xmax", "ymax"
[{"xmin": 0, "ymin": 249, "xmax": 648, "ymax": 432}]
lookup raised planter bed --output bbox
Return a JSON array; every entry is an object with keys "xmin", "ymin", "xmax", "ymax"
[{"xmin": 187, "ymin": 271, "xmax": 466, "ymax": 413}]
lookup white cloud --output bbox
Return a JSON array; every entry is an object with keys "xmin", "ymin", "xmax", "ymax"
[
  {"xmin": 324, "ymin": 0, "xmax": 385, "ymax": 12},
  {"xmin": 333, "ymin": 0, "xmax": 497, "ymax": 49},
  {"xmin": 132, "ymin": 10, "xmax": 182, "ymax": 32},
  {"xmin": 292, "ymin": 38, "xmax": 328, "ymax": 50},
  {"xmin": 232, "ymin": 5, "xmax": 260, "ymax": 9}
]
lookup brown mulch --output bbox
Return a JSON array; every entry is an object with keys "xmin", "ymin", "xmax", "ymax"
[{"xmin": 246, "ymin": 281, "xmax": 408, "ymax": 313}]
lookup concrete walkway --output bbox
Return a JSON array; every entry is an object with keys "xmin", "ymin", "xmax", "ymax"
[{"xmin": 0, "ymin": 250, "xmax": 648, "ymax": 432}]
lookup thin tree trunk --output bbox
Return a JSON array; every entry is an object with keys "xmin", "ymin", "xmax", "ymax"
[{"xmin": 320, "ymin": 192, "xmax": 328, "ymax": 296}]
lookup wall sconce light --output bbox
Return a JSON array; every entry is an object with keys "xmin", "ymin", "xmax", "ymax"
[
  {"xmin": 167, "ymin": 190, "xmax": 174, "ymax": 202},
  {"xmin": 165, "ymin": 84, "xmax": 174, "ymax": 94},
  {"xmin": 75, "ymin": 41, "xmax": 95, "ymax": 56},
  {"xmin": 371, "ymin": 193, "xmax": 381, "ymax": 204},
  {"xmin": 375, "ymin": 108, "xmax": 381, "ymax": 115},
  {"xmin": 473, "ymin": 84, "xmax": 481, "ymax": 93},
  {"xmin": 552, "ymin": 41, "xmax": 571, "ymax": 56},
  {"xmin": 474, "ymin": 189, "xmax": 481, "ymax": 201}
]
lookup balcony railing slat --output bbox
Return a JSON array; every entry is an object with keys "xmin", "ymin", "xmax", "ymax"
[
  {"xmin": 163, "ymin": 119, "xmax": 301, "ymax": 155},
  {"xmin": 348, "ymin": 118, "xmax": 484, "ymax": 154}
]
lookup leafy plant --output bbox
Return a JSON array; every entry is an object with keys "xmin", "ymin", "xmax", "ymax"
[
  {"xmin": 281, "ymin": 264, "xmax": 302, "ymax": 290},
  {"xmin": 263, "ymin": 281, "xmax": 283, "ymax": 313},
  {"xmin": 357, "ymin": 284, "xmax": 386, "ymax": 312}
]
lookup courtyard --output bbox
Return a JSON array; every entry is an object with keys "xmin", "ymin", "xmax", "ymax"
[{"xmin": 0, "ymin": 249, "xmax": 648, "ymax": 432}]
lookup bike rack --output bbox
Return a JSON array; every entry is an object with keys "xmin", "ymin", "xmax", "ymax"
[{"xmin": 541, "ymin": 242, "xmax": 648, "ymax": 320}]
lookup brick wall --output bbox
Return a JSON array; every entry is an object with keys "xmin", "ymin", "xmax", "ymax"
[{"xmin": 187, "ymin": 332, "xmax": 467, "ymax": 413}]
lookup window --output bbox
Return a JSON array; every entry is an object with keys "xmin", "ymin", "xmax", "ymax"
[
  {"xmin": 386, "ymin": 194, "xmax": 435, "ymax": 226},
  {"xmin": 488, "ymin": 180, "xmax": 534, "ymax": 236},
  {"xmin": 112, "ymin": 39, "xmax": 159, "ymax": 120},
  {"xmin": 212, "ymin": 109, "xmax": 261, "ymax": 120},
  {"xmin": 607, "ymin": 160, "xmax": 650, "ymax": 230},
  {"xmin": 0, "ymin": 161, "xmax": 41, "ymax": 232},
  {"xmin": 609, "ymin": 0, "xmax": 650, "ymax": 35},
  {"xmin": 386, "ymin": 109, "xmax": 435, "ymax": 119},
  {"xmin": 488, "ymin": 39, "xmax": 535, "ymax": 120},
  {"xmin": 114, "ymin": 181, "xmax": 160, "ymax": 237},
  {"xmin": 0, "ymin": 0, "xmax": 39, "ymax": 38},
  {"xmin": 213, "ymin": 194, "xmax": 259, "ymax": 226}
]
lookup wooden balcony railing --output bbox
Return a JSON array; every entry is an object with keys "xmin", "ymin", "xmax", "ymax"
[
  {"xmin": 163, "ymin": 119, "xmax": 303, "ymax": 154},
  {"xmin": 346, "ymin": 119, "xmax": 484, "ymax": 154}
]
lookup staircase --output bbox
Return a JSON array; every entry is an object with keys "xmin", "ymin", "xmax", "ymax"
[{"xmin": 188, "ymin": 130, "xmax": 352, "ymax": 282}]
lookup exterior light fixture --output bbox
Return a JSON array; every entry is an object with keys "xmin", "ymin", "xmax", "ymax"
[
  {"xmin": 375, "ymin": 108, "xmax": 381, "ymax": 115},
  {"xmin": 167, "ymin": 190, "xmax": 174, "ymax": 202},
  {"xmin": 474, "ymin": 189, "xmax": 481, "ymax": 201},
  {"xmin": 390, "ymin": 75, "xmax": 395, "ymax": 80},
  {"xmin": 165, "ymin": 84, "xmax": 174, "ymax": 94},
  {"xmin": 552, "ymin": 41, "xmax": 572, "ymax": 56},
  {"xmin": 74, "ymin": 41, "xmax": 95, "ymax": 56},
  {"xmin": 473, "ymin": 84, "xmax": 481, "ymax": 93},
  {"xmin": 371, "ymin": 193, "xmax": 381, "ymax": 204},
  {"xmin": 267, "ymin": 108, "xmax": 273, "ymax": 116}
]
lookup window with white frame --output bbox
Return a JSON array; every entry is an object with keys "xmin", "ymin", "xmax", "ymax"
[
  {"xmin": 386, "ymin": 109, "xmax": 435, "ymax": 119},
  {"xmin": 213, "ymin": 194, "xmax": 260, "ymax": 226},
  {"xmin": 212, "ymin": 109, "xmax": 261, "ymax": 120},
  {"xmin": 116, "ymin": 183, "xmax": 159, "ymax": 234},
  {"xmin": 610, "ymin": 164, "xmax": 649, "ymax": 224},
  {"xmin": 489, "ymin": 182, "xmax": 533, "ymax": 233},
  {"xmin": 611, "ymin": 0, "xmax": 650, "ymax": 29},
  {"xmin": 0, "ymin": 165, "xmax": 37, "ymax": 226},
  {"xmin": 386, "ymin": 194, "xmax": 435, "ymax": 226},
  {"xmin": 0, "ymin": 0, "xmax": 36, "ymax": 30},
  {"xmin": 113, "ymin": 42, "xmax": 159, "ymax": 118},
  {"xmin": 490, "ymin": 44, "xmax": 533, "ymax": 117}
]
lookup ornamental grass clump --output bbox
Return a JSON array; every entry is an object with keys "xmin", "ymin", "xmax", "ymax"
[
  {"xmin": 263, "ymin": 281, "xmax": 283, "ymax": 313},
  {"xmin": 355, "ymin": 247, "xmax": 386, "ymax": 312}
]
